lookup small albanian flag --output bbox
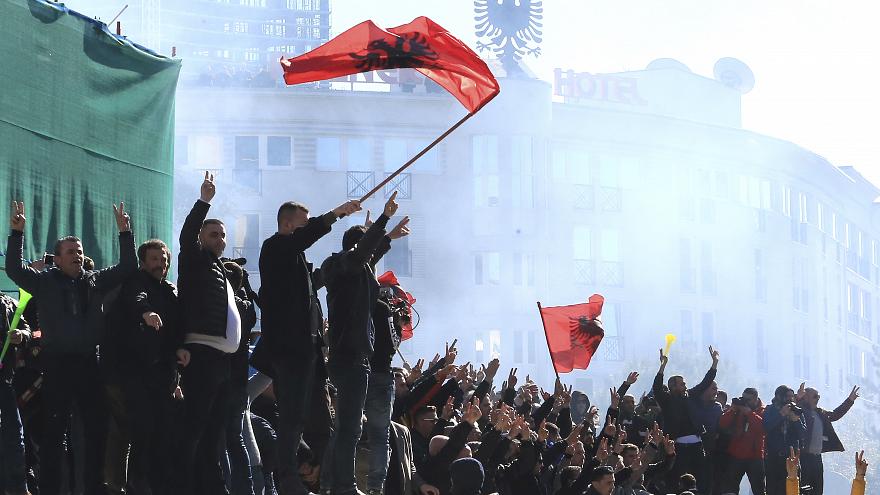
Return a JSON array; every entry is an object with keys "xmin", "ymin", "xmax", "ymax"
[
  {"xmin": 539, "ymin": 294, "xmax": 605, "ymax": 374},
  {"xmin": 378, "ymin": 271, "xmax": 417, "ymax": 341},
  {"xmin": 280, "ymin": 16, "xmax": 500, "ymax": 113}
]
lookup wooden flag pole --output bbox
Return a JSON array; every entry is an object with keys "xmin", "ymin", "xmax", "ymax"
[
  {"xmin": 359, "ymin": 110, "xmax": 477, "ymax": 203},
  {"xmin": 537, "ymin": 301, "xmax": 561, "ymax": 383}
]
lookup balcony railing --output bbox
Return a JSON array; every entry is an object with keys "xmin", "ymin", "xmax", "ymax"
[
  {"xmin": 599, "ymin": 261, "xmax": 624, "ymax": 287},
  {"xmin": 573, "ymin": 259, "xmax": 594, "ymax": 285},
  {"xmin": 599, "ymin": 186, "xmax": 622, "ymax": 212},
  {"xmin": 347, "ymin": 171, "xmax": 374, "ymax": 199},
  {"xmin": 384, "ymin": 173, "xmax": 412, "ymax": 199},
  {"xmin": 601, "ymin": 336, "xmax": 623, "ymax": 361},
  {"xmin": 573, "ymin": 185, "xmax": 594, "ymax": 210}
]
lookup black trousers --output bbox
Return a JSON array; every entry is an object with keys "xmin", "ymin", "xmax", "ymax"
[
  {"xmin": 39, "ymin": 353, "xmax": 107, "ymax": 495},
  {"xmin": 270, "ymin": 349, "xmax": 317, "ymax": 495},
  {"xmin": 669, "ymin": 442, "xmax": 707, "ymax": 491},
  {"xmin": 765, "ymin": 455, "xmax": 789, "ymax": 495},
  {"xmin": 725, "ymin": 457, "xmax": 765, "ymax": 495},
  {"xmin": 800, "ymin": 453, "xmax": 824, "ymax": 495},
  {"xmin": 124, "ymin": 368, "xmax": 176, "ymax": 495},
  {"xmin": 174, "ymin": 344, "xmax": 231, "ymax": 495}
]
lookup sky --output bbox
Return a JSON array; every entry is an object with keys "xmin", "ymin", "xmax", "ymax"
[{"xmin": 327, "ymin": 0, "xmax": 880, "ymax": 188}]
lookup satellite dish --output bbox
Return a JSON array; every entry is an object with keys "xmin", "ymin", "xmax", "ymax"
[
  {"xmin": 646, "ymin": 58, "xmax": 691, "ymax": 72},
  {"xmin": 713, "ymin": 57, "xmax": 755, "ymax": 94}
]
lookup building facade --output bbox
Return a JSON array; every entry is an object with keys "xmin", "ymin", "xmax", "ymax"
[{"xmin": 171, "ymin": 62, "xmax": 880, "ymax": 415}]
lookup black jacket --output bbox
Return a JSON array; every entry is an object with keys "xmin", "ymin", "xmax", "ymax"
[
  {"xmin": 321, "ymin": 214, "xmax": 389, "ymax": 363},
  {"xmin": 5, "ymin": 229, "xmax": 137, "ymax": 355},
  {"xmin": 0, "ymin": 294, "xmax": 31, "ymax": 381},
  {"xmin": 369, "ymin": 236, "xmax": 396, "ymax": 372},
  {"xmin": 177, "ymin": 200, "xmax": 229, "ymax": 337},
  {"xmin": 112, "ymin": 269, "xmax": 182, "ymax": 386},
  {"xmin": 652, "ymin": 367, "xmax": 716, "ymax": 439},
  {"xmin": 257, "ymin": 212, "xmax": 337, "ymax": 356}
]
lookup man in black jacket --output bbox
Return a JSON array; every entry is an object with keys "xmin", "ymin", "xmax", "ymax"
[
  {"xmin": 319, "ymin": 192, "xmax": 402, "ymax": 495},
  {"xmin": 255, "ymin": 195, "xmax": 360, "ymax": 495},
  {"xmin": 652, "ymin": 345, "xmax": 720, "ymax": 492},
  {"xmin": 362, "ymin": 212, "xmax": 410, "ymax": 495},
  {"xmin": 6, "ymin": 199, "xmax": 137, "ymax": 495},
  {"xmin": 174, "ymin": 172, "xmax": 242, "ymax": 494},
  {"xmin": 115, "ymin": 238, "xmax": 182, "ymax": 495}
]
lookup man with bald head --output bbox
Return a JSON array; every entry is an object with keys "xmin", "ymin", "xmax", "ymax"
[{"xmin": 798, "ymin": 385, "xmax": 859, "ymax": 494}]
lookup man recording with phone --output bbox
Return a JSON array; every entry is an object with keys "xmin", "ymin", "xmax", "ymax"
[{"xmin": 763, "ymin": 385, "xmax": 806, "ymax": 495}]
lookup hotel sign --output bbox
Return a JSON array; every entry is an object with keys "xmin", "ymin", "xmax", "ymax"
[{"xmin": 554, "ymin": 68, "xmax": 647, "ymax": 105}]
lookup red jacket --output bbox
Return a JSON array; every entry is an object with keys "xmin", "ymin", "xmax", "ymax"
[{"xmin": 719, "ymin": 406, "xmax": 765, "ymax": 460}]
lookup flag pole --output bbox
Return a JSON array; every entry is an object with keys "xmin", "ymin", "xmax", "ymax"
[
  {"xmin": 359, "ymin": 110, "xmax": 477, "ymax": 202},
  {"xmin": 537, "ymin": 301, "xmax": 561, "ymax": 384}
]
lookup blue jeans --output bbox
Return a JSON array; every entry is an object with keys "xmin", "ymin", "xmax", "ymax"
[
  {"xmin": 321, "ymin": 360, "xmax": 370, "ymax": 495},
  {"xmin": 363, "ymin": 371, "xmax": 394, "ymax": 493},
  {"xmin": 224, "ymin": 381, "xmax": 255, "ymax": 495},
  {"xmin": 0, "ymin": 380, "xmax": 27, "ymax": 494}
]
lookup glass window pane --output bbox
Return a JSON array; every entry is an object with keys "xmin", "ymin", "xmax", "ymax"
[
  {"xmin": 347, "ymin": 138, "xmax": 371, "ymax": 170},
  {"xmin": 235, "ymin": 136, "xmax": 259, "ymax": 170},
  {"xmin": 601, "ymin": 229, "xmax": 620, "ymax": 262},
  {"xmin": 316, "ymin": 137, "xmax": 341, "ymax": 171},
  {"xmin": 573, "ymin": 226, "xmax": 591, "ymax": 259},
  {"xmin": 384, "ymin": 138, "xmax": 407, "ymax": 173},
  {"xmin": 267, "ymin": 136, "xmax": 291, "ymax": 166}
]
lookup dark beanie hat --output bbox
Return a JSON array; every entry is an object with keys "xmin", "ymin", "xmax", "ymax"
[{"xmin": 450, "ymin": 458, "xmax": 484, "ymax": 495}]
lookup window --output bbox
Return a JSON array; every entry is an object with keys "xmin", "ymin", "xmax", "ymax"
[
  {"xmin": 798, "ymin": 193, "xmax": 808, "ymax": 224},
  {"xmin": 527, "ymin": 331, "xmax": 536, "ymax": 364},
  {"xmin": 513, "ymin": 253, "xmax": 535, "ymax": 287},
  {"xmin": 235, "ymin": 136, "xmax": 259, "ymax": 169},
  {"xmin": 315, "ymin": 137, "xmax": 341, "ymax": 171},
  {"xmin": 781, "ymin": 185, "xmax": 791, "ymax": 217},
  {"xmin": 346, "ymin": 138, "xmax": 371, "ymax": 171},
  {"xmin": 602, "ymin": 302, "xmax": 620, "ymax": 337},
  {"xmin": 234, "ymin": 213, "xmax": 260, "ymax": 262},
  {"xmin": 383, "ymin": 139, "xmax": 407, "ymax": 173},
  {"xmin": 409, "ymin": 139, "xmax": 441, "ymax": 174},
  {"xmin": 600, "ymin": 230, "xmax": 620, "ymax": 262},
  {"xmin": 385, "ymin": 236, "xmax": 411, "ymax": 277},
  {"xmin": 755, "ymin": 249, "xmax": 767, "ymax": 302},
  {"xmin": 475, "ymin": 252, "xmax": 501, "ymax": 285},
  {"xmin": 267, "ymin": 136, "xmax": 291, "ymax": 166},
  {"xmin": 473, "ymin": 136, "xmax": 500, "ymax": 207},
  {"xmin": 817, "ymin": 202, "xmax": 825, "ymax": 232},
  {"xmin": 680, "ymin": 238, "xmax": 695, "ymax": 292},
  {"xmin": 573, "ymin": 227, "xmax": 591, "ymax": 260},
  {"xmin": 701, "ymin": 312, "xmax": 714, "ymax": 347},
  {"xmin": 175, "ymin": 135, "xmax": 188, "ymax": 166},
  {"xmin": 701, "ymin": 241, "xmax": 716, "ymax": 295},
  {"xmin": 511, "ymin": 137, "xmax": 534, "ymax": 208},
  {"xmin": 680, "ymin": 310, "xmax": 694, "ymax": 342},
  {"xmin": 192, "ymin": 135, "xmax": 222, "ymax": 167},
  {"xmin": 514, "ymin": 331, "xmax": 523, "ymax": 363}
]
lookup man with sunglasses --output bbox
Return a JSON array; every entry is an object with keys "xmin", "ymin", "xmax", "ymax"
[{"xmin": 797, "ymin": 385, "xmax": 860, "ymax": 494}]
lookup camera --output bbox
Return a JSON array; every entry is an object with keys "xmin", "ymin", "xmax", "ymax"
[
  {"xmin": 43, "ymin": 253, "xmax": 54, "ymax": 266},
  {"xmin": 787, "ymin": 402, "xmax": 803, "ymax": 416},
  {"xmin": 731, "ymin": 397, "xmax": 747, "ymax": 408}
]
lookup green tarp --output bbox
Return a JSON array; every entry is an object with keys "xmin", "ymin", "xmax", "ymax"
[{"xmin": 0, "ymin": 0, "xmax": 180, "ymax": 291}]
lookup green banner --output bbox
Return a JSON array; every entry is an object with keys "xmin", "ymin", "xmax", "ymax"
[{"xmin": 0, "ymin": 0, "xmax": 181, "ymax": 289}]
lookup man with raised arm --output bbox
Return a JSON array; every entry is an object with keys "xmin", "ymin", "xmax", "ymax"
[
  {"xmin": 173, "ymin": 172, "xmax": 243, "ymax": 494},
  {"xmin": 652, "ymin": 345, "xmax": 720, "ymax": 492},
  {"xmin": 6, "ymin": 199, "xmax": 137, "ymax": 495},
  {"xmin": 256, "ymin": 193, "xmax": 360, "ymax": 495}
]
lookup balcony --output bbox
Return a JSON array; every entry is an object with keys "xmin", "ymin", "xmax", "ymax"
[
  {"xmin": 383, "ymin": 173, "xmax": 412, "ymax": 199},
  {"xmin": 573, "ymin": 259, "xmax": 595, "ymax": 285},
  {"xmin": 347, "ymin": 171, "xmax": 374, "ymax": 199},
  {"xmin": 599, "ymin": 186, "xmax": 622, "ymax": 212},
  {"xmin": 599, "ymin": 261, "xmax": 624, "ymax": 287},
  {"xmin": 600, "ymin": 335, "xmax": 623, "ymax": 361},
  {"xmin": 573, "ymin": 185, "xmax": 594, "ymax": 210}
]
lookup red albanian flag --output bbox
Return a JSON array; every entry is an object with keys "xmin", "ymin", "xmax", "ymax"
[
  {"xmin": 539, "ymin": 294, "xmax": 605, "ymax": 374},
  {"xmin": 280, "ymin": 16, "xmax": 500, "ymax": 113},
  {"xmin": 377, "ymin": 271, "xmax": 417, "ymax": 341}
]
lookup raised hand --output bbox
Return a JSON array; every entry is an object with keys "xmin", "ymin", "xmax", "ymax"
[
  {"xmin": 565, "ymin": 424, "xmax": 584, "ymax": 445},
  {"xmin": 384, "ymin": 190, "xmax": 399, "ymax": 217},
  {"xmin": 596, "ymin": 437, "xmax": 610, "ymax": 463},
  {"xmin": 388, "ymin": 216, "xmax": 411, "ymax": 240},
  {"xmin": 142, "ymin": 311, "xmax": 163, "ymax": 331},
  {"xmin": 659, "ymin": 348, "xmax": 669, "ymax": 368},
  {"xmin": 856, "ymin": 450, "xmax": 868, "ymax": 479},
  {"xmin": 429, "ymin": 353, "xmax": 440, "ymax": 368},
  {"xmin": 364, "ymin": 210, "xmax": 372, "ymax": 228},
  {"xmin": 10, "ymin": 201, "xmax": 25, "ymax": 232},
  {"xmin": 625, "ymin": 371, "xmax": 640, "ymax": 385},
  {"xmin": 463, "ymin": 397, "xmax": 482, "ymax": 425},
  {"xmin": 602, "ymin": 416, "xmax": 617, "ymax": 437},
  {"xmin": 200, "ymin": 171, "xmax": 216, "ymax": 203},
  {"xmin": 610, "ymin": 387, "xmax": 620, "ymax": 409},
  {"xmin": 441, "ymin": 396, "xmax": 455, "ymax": 420},
  {"xmin": 541, "ymin": 388, "xmax": 552, "ymax": 402},
  {"xmin": 786, "ymin": 447, "xmax": 800, "ymax": 479},
  {"xmin": 333, "ymin": 199, "xmax": 362, "ymax": 218},
  {"xmin": 436, "ymin": 364, "xmax": 456, "ymax": 383},
  {"xmin": 113, "ymin": 202, "xmax": 131, "ymax": 232},
  {"xmin": 506, "ymin": 368, "xmax": 518, "ymax": 389},
  {"xmin": 796, "ymin": 382, "xmax": 807, "ymax": 401},
  {"xmin": 483, "ymin": 358, "xmax": 500, "ymax": 381},
  {"xmin": 709, "ymin": 345, "xmax": 720, "ymax": 367},
  {"xmin": 663, "ymin": 434, "xmax": 675, "ymax": 455},
  {"xmin": 444, "ymin": 341, "xmax": 458, "ymax": 365},
  {"xmin": 849, "ymin": 385, "xmax": 861, "ymax": 402}
]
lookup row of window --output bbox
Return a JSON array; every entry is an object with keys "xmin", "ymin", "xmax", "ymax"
[{"xmin": 210, "ymin": 0, "xmax": 323, "ymax": 10}]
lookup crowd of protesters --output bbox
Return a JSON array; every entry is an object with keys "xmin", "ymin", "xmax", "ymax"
[{"xmin": 0, "ymin": 172, "xmax": 872, "ymax": 495}]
